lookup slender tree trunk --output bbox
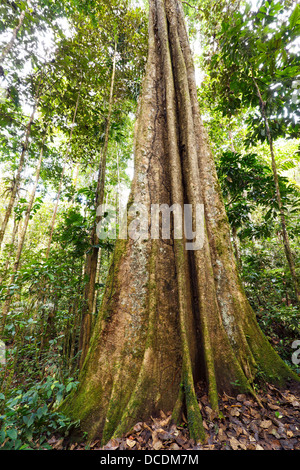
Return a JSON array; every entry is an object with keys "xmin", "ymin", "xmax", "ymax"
[
  {"xmin": 79, "ymin": 42, "xmax": 117, "ymax": 368},
  {"xmin": 0, "ymin": 133, "xmax": 46, "ymax": 332},
  {"xmin": 68, "ymin": 299, "xmax": 80, "ymax": 372},
  {"xmin": 70, "ymin": 163, "xmax": 80, "ymax": 205},
  {"xmin": 252, "ymin": 76, "xmax": 300, "ymax": 304},
  {"xmin": 62, "ymin": 0, "xmax": 298, "ymax": 445},
  {"xmin": 92, "ymin": 248, "xmax": 101, "ymax": 320},
  {"xmin": 13, "ymin": 133, "xmax": 46, "ymax": 272},
  {"xmin": 0, "ymin": 214, "xmax": 19, "ymax": 285},
  {"xmin": 45, "ymin": 163, "xmax": 66, "ymax": 259},
  {"xmin": 228, "ymin": 125, "xmax": 242, "ymax": 269},
  {"xmin": 41, "ymin": 301, "xmax": 56, "ymax": 352},
  {"xmin": 0, "ymin": 104, "xmax": 37, "ymax": 251},
  {"xmin": 0, "ymin": 8, "xmax": 27, "ymax": 64},
  {"xmin": 232, "ymin": 225, "xmax": 242, "ymax": 269},
  {"xmin": 45, "ymin": 89, "xmax": 81, "ymax": 259}
]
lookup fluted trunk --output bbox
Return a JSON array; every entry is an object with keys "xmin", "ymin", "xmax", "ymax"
[{"xmin": 61, "ymin": 0, "xmax": 298, "ymax": 445}]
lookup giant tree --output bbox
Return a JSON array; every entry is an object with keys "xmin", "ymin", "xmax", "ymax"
[{"xmin": 61, "ymin": 0, "xmax": 299, "ymax": 445}]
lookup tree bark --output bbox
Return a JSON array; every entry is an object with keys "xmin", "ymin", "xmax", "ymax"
[
  {"xmin": 61, "ymin": 0, "xmax": 298, "ymax": 445},
  {"xmin": 252, "ymin": 75, "xmax": 300, "ymax": 305}
]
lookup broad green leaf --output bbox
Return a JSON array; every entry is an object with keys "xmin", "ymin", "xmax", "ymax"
[{"xmin": 7, "ymin": 428, "xmax": 18, "ymax": 440}]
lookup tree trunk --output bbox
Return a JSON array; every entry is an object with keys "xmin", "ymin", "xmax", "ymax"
[
  {"xmin": 61, "ymin": 0, "xmax": 298, "ymax": 445},
  {"xmin": 228, "ymin": 126, "xmax": 242, "ymax": 269},
  {"xmin": 13, "ymin": 133, "xmax": 46, "ymax": 271},
  {"xmin": 45, "ymin": 88, "xmax": 81, "ymax": 259},
  {"xmin": 0, "ymin": 8, "xmax": 27, "ymax": 64},
  {"xmin": 78, "ymin": 41, "xmax": 117, "ymax": 368},
  {"xmin": 0, "ymin": 104, "xmax": 37, "ymax": 251},
  {"xmin": 0, "ymin": 214, "xmax": 19, "ymax": 285},
  {"xmin": 252, "ymin": 75, "xmax": 300, "ymax": 305},
  {"xmin": 0, "ymin": 133, "xmax": 46, "ymax": 332}
]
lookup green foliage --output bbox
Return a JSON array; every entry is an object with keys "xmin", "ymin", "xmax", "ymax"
[
  {"xmin": 217, "ymin": 150, "xmax": 300, "ymax": 237},
  {"xmin": 0, "ymin": 377, "xmax": 79, "ymax": 449},
  {"xmin": 201, "ymin": 0, "xmax": 300, "ymax": 144},
  {"xmin": 241, "ymin": 238, "xmax": 300, "ymax": 370}
]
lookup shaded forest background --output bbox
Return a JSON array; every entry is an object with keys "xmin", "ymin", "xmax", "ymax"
[{"xmin": 0, "ymin": 0, "xmax": 299, "ymax": 449}]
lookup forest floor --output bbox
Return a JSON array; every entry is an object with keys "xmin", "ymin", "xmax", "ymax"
[{"xmin": 51, "ymin": 381, "xmax": 300, "ymax": 451}]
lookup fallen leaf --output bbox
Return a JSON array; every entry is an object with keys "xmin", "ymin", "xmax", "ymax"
[
  {"xmin": 229, "ymin": 437, "xmax": 240, "ymax": 450},
  {"xmin": 260, "ymin": 420, "xmax": 272, "ymax": 429},
  {"xmin": 157, "ymin": 430, "xmax": 173, "ymax": 441},
  {"xmin": 103, "ymin": 439, "xmax": 120, "ymax": 450},
  {"xmin": 90, "ymin": 440, "xmax": 100, "ymax": 448},
  {"xmin": 247, "ymin": 443, "xmax": 256, "ymax": 450},
  {"xmin": 170, "ymin": 443, "xmax": 180, "ymax": 450},
  {"xmin": 256, "ymin": 444, "xmax": 264, "ymax": 450},
  {"xmin": 218, "ymin": 428, "xmax": 227, "ymax": 442},
  {"xmin": 237, "ymin": 394, "xmax": 246, "ymax": 402},
  {"xmin": 268, "ymin": 403, "xmax": 280, "ymax": 411},
  {"xmin": 235, "ymin": 426, "xmax": 243, "ymax": 437},
  {"xmin": 53, "ymin": 438, "xmax": 64, "ymax": 450},
  {"xmin": 230, "ymin": 408, "xmax": 240, "ymax": 417},
  {"xmin": 270, "ymin": 439, "xmax": 281, "ymax": 450},
  {"xmin": 153, "ymin": 440, "xmax": 163, "ymax": 451},
  {"xmin": 132, "ymin": 422, "xmax": 143, "ymax": 433},
  {"xmin": 175, "ymin": 435, "xmax": 187, "ymax": 446},
  {"xmin": 126, "ymin": 439, "xmax": 136, "ymax": 449},
  {"xmin": 202, "ymin": 420, "xmax": 209, "ymax": 430}
]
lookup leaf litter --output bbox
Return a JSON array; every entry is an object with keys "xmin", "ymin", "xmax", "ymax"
[{"xmin": 52, "ymin": 382, "xmax": 300, "ymax": 451}]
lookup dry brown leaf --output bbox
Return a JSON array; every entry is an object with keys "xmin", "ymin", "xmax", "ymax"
[
  {"xmin": 104, "ymin": 438, "xmax": 120, "ymax": 450},
  {"xmin": 247, "ymin": 443, "xmax": 256, "ymax": 450},
  {"xmin": 170, "ymin": 443, "xmax": 180, "ymax": 450},
  {"xmin": 132, "ymin": 422, "xmax": 143, "ymax": 433},
  {"xmin": 53, "ymin": 438, "xmax": 64, "ymax": 450},
  {"xmin": 230, "ymin": 408, "xmax": 240, "ymax": 417},
  {"xmin": 268, "ymin": 403, "xmax": 280, "ymax": 411},
  {"xmin": 202, "ymin": 420, "xmax": 209, "ymax": 430},
  {"xmin": 218, "ymin": 428, "xmax": 227, "ymax": 442},
  {"xmin": 153, "ymin": 440, "xmax": 163, "ymax": 450},
  {"xmin": 126, "ymin": 439, "xmax": 136, "ymax": 449},
  {"xmin": 235, "ymin": 426, "xmax": 243, "ymax": 437},
  {"xmin": 157, "ymin": 429, "xmax": 173, "ymax": 441},
  {"xmin": 237, "ymin": 394, "xmax": 247, "ymax": 402},
  {"xmin": 229, "ymin": 436, "xmax": 240, "ymax": 450},
  {"xmin": 260, "ymin": 420, "xmax": 272, "ymax": 429}
]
